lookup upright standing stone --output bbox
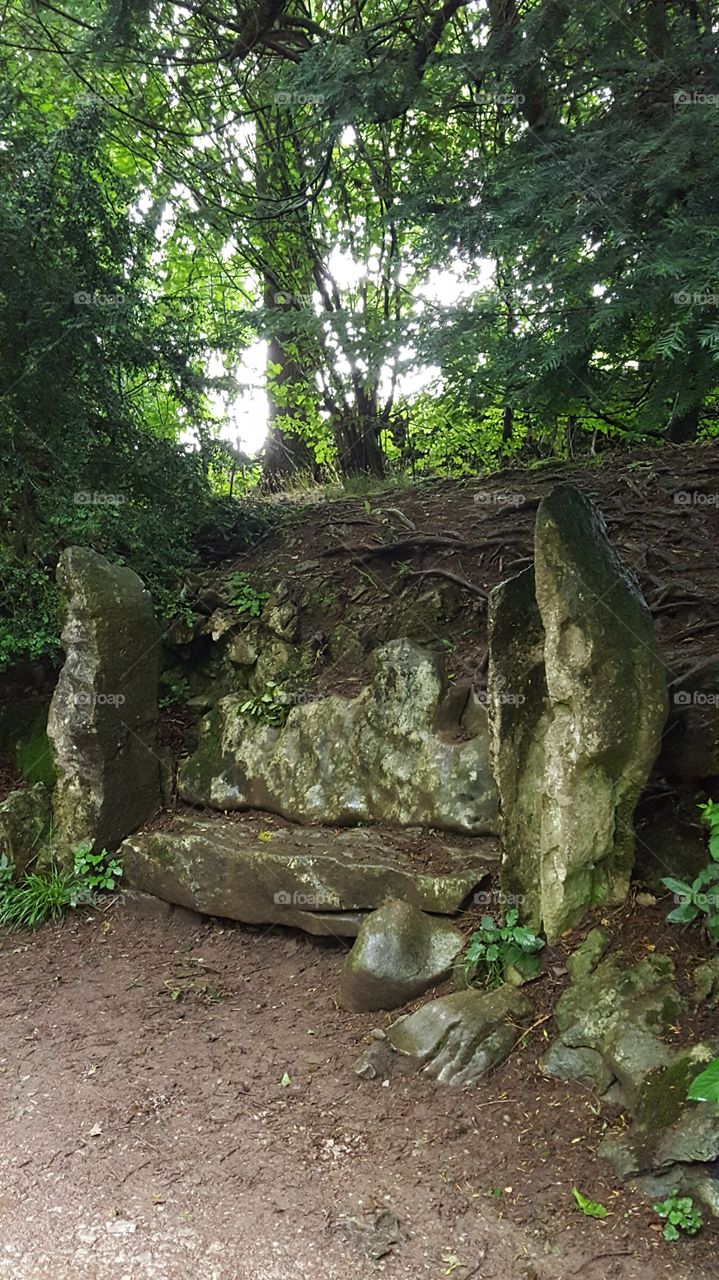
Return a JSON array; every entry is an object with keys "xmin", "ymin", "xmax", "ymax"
[
  {"xmin": 47, "ymin": 547, "xmax": 162, "ymax": 852},
  {"xmin": 488, "ymin": 486, "xmax": 667, "ymax": 941},
  {"xmin": 487, "ymin": 566, "xmax": 548, "ymax": 928}
]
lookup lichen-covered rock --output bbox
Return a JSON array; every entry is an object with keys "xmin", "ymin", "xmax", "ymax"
[
  {"xmin": 339, "ymin": 900, "xmax": 463, "ymax": 1012},
  {"xmin": 387, "ymin": 984, "xmax": 531, "ymax": 1086},
  {"xmin": 487, "ymin": 566, "xmax": 548, "ymax": 926},
  {"xmin": 566, "ymin": 928, "xmax": 610, "ymax": 984},
  {"xmin": 0, "ymin": 783, "xmax": 52, "ymax": 877},
  {"xmin": 178, "ymin": 640, "xmax": 499, "ymax": 834},
  {"xmin": 599, "ymin": 1046, "xmax": 719, "ymax": 1177},
  {"xmin": 489, "ymin": 486, "xmax": 667, "ymax": 940},
  {"xmin": 47, "ymin": 547, "xmax": 162, "ymax": 852},
  {"xmin": 121, "ymin": 815, "xmax": 496, "ymax": 935},
  {"xmin": 541, "ymin": 953, "xmax": 681, "ymax": 1105},
  {"xmin": 541, "ymin": 946, "xmax": 719, "ymax": 1192},
  {"xmin": 693, "ymin": 957, "xmax": 719, "ymax": 1005}
]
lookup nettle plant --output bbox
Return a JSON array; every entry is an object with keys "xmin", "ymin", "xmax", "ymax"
[
  {"xmin": 459, "ymin": 909, "xmax": 545, "ymax": 989},
  {"xmin": 662, "ymin": 800, "xmax": 719, "ymax": 942}
]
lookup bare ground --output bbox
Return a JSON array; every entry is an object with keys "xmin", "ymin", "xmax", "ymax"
[{"xmin": 1, "ymin": 905, "xmax": 715, "ymax": 1280}]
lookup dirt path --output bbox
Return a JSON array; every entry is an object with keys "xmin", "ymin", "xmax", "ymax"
[{"xmin": 0, "ymin": 908, "xmax": 713, "ymax": 1280}]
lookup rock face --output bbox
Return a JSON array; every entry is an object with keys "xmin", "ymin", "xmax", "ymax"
[
  {"xmin": 387, "ymin": 985, "xmax": 531, "ymax": 1086},
  {"xmin": 0, "ymin": 783, "xmax": 52, "ymax": 877},
  {"xmin": 488, "ymin": 486, "xmax": 667, "ymax": 940},
  {"xmin": 339, "ymin": 900, "xmax": 464, "ymax": 1012},
  {"xmin": 542, "ymin": 945, "xmax": 681, "ymax": 1103},
  {"xmin": 47, "ymin": 547, "xmax": 162, "ymax": 852},
  {"xmin": 121, "ymin": 815, "xmax": 497, "ymax": 937},
  {"xmin": 179, "ymin": 640, "xmax": 499, "ymax": 835}
]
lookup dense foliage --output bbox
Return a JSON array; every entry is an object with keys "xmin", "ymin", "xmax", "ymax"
[{"xmin": 0, "ymin": 0, "xmax": 717, "ymax": 663}]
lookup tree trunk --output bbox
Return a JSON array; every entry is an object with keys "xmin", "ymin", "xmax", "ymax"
[{"xmin": 667, "ymin": 405, "xmax": 699, "ymax": 443}]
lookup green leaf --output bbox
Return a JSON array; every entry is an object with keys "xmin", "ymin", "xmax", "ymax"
[
  {"xmin": 687, "ymin": 1057, "xmax": 719, "ymax": 1104},
  {"xmin": 572, "ymin": 1188, "xmax": 608, "ymax": 1219},
  {"xmin": 666, "ymin": 901, "xmax": 700, "ymax": 924},
  {"xmin": 661, "ymin": 877, "xmax": 693, "ymax": 897}
]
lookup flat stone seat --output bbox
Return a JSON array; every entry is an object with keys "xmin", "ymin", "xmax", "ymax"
[{"xmin": 121, "ymin": 815, "xmax": 498, "ymax": 937}]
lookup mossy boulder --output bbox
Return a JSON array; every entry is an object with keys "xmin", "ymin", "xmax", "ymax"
[
  {"xmin": 178, "ymin": 640, "xmax": 499, "ymax": 834},
  {"xmin": 542, "ymin": 953, "xmax": 681, "ymax": 1107},
  {"xmin": 339, "ymin": 900, "xmax": 464, "ymax": 1011},
  {"xmin": 47, "ymin": 547, "xmax": 162, "ymax": 852},
  {"xmin": 0, "ymin": 783, "xmax": 52, "ymax": 877},
  {"xmin": 489, "ymin": 486, "xmax": 667, "ymax": 941}
]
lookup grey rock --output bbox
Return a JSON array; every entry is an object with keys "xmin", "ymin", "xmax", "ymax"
[
  {"xmin": 340, "ymin": 900, "xmax": 464, "ymax": 1012},
  {"xmin": 542, "ymin": 953, "xmax": 680, "ymax": 1106},
  {"xmin": 121, "ymin": 815, "xmax": 496, "ymax": 936},
  {"xmin": 179, "ymin": 639, "xmax": 499, "ymax": 835},
  {"xmin": 353, "ymin": 1040, "xmax": 395, "ymax": 1080},
  {"xmin": 693, "ymin": 957, "xmax": 719, "ymax": 1005},
  {"xmin": 338, "ymin": 1208, "xmax": 400, "ymax": 1261},
  {"xmin": 0, "ymin": 783, "xmax": 51, "ymax": 877},
  {"xmin": 47, "ymin": 547, "xmax": 162, "ymax": 852},
  {"xmin": 226, "ymin": 627, "xmax": 259, "ymax": 668},
  {"xmin": 487, "ymin": 566, "xmax": 547, "ymax": 928},
  {"xmin": 387, "ymin": 985, "xmax": 531, "ymax": 1086},
  {"xmin": 566, "ymin": 928, "xmax": 610, "ymax": 984},
  {"xmin": 541, "ymin": 1043, "xmax": 615, "ymax": 1094},
  {"xmin": 488, "ymin": 487, "xmax": 667, "ymax": 940}
]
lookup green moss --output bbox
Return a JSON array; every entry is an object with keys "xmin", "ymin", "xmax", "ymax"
[
  {"xmin": 15, "ymin": 710, "xmax": 56, "ymax": 787},
  {"xmin": 634, "ymin": 1055, "xmax": 698, "ymax": 1131}
]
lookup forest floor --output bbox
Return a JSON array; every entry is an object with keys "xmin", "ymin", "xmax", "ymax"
[{"xmin": 0, "ymin": 899, "xmax": 717, "ymax": 1280}]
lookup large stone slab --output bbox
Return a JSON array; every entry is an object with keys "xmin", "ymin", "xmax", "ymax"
[
  {"xmin": 121, "ymin": 815, "xmax": 496, "ymax": 936},
  {"xmin": 47, "ymin": 547, "xmax": 162, "ymax": 852},
  {"xmin": 387, "ymin": 985, "xmax": 531, "ymax": 1086},
  {"xmin": 339, "ymin": 899, "xmax": 464, "ymax": 1011},
  {"xmin": 178, "ymin": 639, "xmax": 499, "ymax": 835},
  {"xmin": 488, "ymin": 486, "xmax": 667, "ymax": 940}
]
